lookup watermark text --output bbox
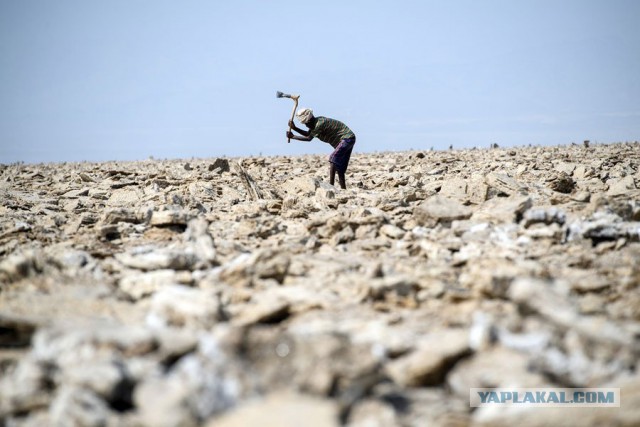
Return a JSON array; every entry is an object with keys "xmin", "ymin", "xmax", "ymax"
[{"xmin": 470, "ymin": 388, "xmax": 620, "ymax": 407}]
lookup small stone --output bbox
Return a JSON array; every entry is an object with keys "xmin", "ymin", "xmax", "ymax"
[
  {"xmin": 447, "ymin": 346, "xmax": 548, "ymax": 398},
  {"xmin": 386, "ymin": 329, "xmax": 471, "ymax": 387},
  {"xmin": 413, "ymin": 195, "xmax": 472, "ymax": 227},
  {"xmin": 208, "ymin": 392, "xmax": 339, "ymax": 427},
  {"xmin": 146, "ymin": 285, "xmax": 223, "ymax": 329},
  {"xmin": 346, "ymin": 399, "xmax": 397, "ymax": 427},
  {"xmin": 0, "ymin": 314, "xmax": 38, "ymax": 347},
  {"xmin": 219, "ymin": 249, "xmax": 291, "ymax": 286},
  {"xmin": 578, "ymin": 294, "xmax": 606, "ymax": 315},
  {"xmin": 439, "ymin": 178, "xmax": 468, "ymax": 202},
  {"xmin": 485, "ymin": 173, "xmax": 527, "ymax": 196},
  {"xmin": 280, "ymin": 176, "xmax": 321, "ymax": 196},
  {"xmin": 102, "ymin": 208, "xmax": 144, "ymax": 225},
  {"xmin": 379, "ymin": 224, "xmax": 405, "ymax": 239},
  {"xmin": 607, "ymin": 176, "xmax": 637, "ymax": 196},
  {"xmin": 472, "ymin": 196, "xmax": 532, "ymax": 224},
  {"xmin": 235, "ymin": 296, "xmax": 290, "ymax": 326},
  {"xmin": 209, "ymin": 158, "xmax": 230, "ymax": 173},
  {"xmin": 0, "ymin": 250, "xmax": 45, "ymax": 283},
  {"xmin": 115, "ymin": 247, "xmax": 199, "ymax": 271},
  {"xmin": 572, "ymin": 191, "xmax": 591, "ymax": 202},
  {"xmin": 119, "ymin": 269, "xmax": 193, "ymax": 300},
  {"xmin": 548, "ymin": 172, "xmax": 575, "ymax": 193},
  {"xmin": 150, "ymin": 209, "xmax": 191, "ymax": 227},
  {"xmin": 521, "ymin": 207, "xmax": 566, "ymax": 228},
  {"xmin": 50, "ymin": 387, "xmax": 110, "ymax": 427}
]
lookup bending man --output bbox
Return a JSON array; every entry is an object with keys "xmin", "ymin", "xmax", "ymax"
[{"xmin": 287, "ymin": 108, "xmax": 356, "ymax": 189}]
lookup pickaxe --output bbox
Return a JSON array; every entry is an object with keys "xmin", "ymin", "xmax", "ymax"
[{"xmin": 276, "ymin": 91, "xmax": 300, "ymax": 143}]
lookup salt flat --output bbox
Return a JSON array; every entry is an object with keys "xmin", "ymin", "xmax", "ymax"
[{"xmin": 1, "ymin": 142, "xmax": 639, "ymax": 426}]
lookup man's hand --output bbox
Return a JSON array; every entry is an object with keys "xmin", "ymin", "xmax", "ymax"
[
  {"xmin": 286, "ymin": 131, "xmax": 294, "ymax": 139},
  {"xmin": 288, "ymin": 120, "xmax": 295, "ymax": 128}
]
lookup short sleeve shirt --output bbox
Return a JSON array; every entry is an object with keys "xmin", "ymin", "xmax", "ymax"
[{"xmin": 308, "ymin": 117, "xmax": 355, "ymax": 148}]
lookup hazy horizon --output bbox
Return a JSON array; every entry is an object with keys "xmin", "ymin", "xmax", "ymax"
[
  {"xmin": 5, "ymin": 140, "xmax": 636, "ymax": 167},
  {"xmin": 2, "ymin": 1, "xmax": 639, "ymax": 164}
]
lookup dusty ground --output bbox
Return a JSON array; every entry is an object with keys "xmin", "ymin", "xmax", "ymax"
[{"xmin": 1, "ymin": 142, "xmax": 639, "ymax": 426}]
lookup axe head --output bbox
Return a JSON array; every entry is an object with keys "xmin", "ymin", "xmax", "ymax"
[{"xmin": 276, "ymin": 91, "xmax": 299, "ymax": 100}]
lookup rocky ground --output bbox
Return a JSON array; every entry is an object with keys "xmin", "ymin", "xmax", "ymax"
[{"xmin": 1, "ymin": 142, "xmax": 639, "ymax": 426}]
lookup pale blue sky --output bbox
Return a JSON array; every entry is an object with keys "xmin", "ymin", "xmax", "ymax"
[{"xmin": 1, "ymin": 0, "xmax": 639, "ymax": 163}]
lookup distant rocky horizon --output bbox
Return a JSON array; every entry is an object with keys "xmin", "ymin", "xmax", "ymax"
[{"xmin": 3, "ymin": 139, "xmax": 639, "ymax": 167}]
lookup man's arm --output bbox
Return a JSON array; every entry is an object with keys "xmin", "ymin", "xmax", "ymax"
[
  {"xmin": 289, "ymin": 120, "xmax": 310, "ymax": 137},
  {"xmin": 287, "ymin": 131, "xmax": 313, "ymax": 141}
]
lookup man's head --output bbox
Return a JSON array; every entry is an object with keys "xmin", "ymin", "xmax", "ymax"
[{"xmin": 296, "ymin": 108, "xmax": 314, "ymax": 124}]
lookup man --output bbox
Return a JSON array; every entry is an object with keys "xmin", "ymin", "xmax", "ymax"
[{"xmin": 287, "ymin": 108, "xmax": 356, "ymax": 189}]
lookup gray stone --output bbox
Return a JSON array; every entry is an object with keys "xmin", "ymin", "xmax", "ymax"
[
  {"xmin": 485, "ymin": 173, "xmax": 527, "ymax": 195},
  {"xmin": 134, "ymin": 332, "xmax": 251, "ymax": 426},
  {"xmin": 439, "ymin": 177, "xmax": 468, "ymax": 202},
  {"xmin": 0, "ymin": 314, "xmax": 37, "ymax": 348},
  {"xmin": 379, "ymin": 224, "xmax": 405, "ymax": 239},
  {"xmin": 108, "ymin": 188, "xmax": 142, "ymax": 206},
  {"xmin": 50, "ymin": 386, "xmax": 111, "ymax": 427},
  {"xmin": 48, "ymin": 248, "xmax": 93, "ymax": 272},
  {"xmin": 359, "ymin": 276, "xmax": 420, "ymax": 306},
  {"xmin": 574, "ymin": 164, "xmax": 596, "ymax": 179},
  {"xmin": 385, "ymin": 329, "xmax": 471, "ymax": 386},
  {"xmin": 218, "ymin": 249, "xmax": 291, "ymax": 287},
  {"xmin": 209, "ymin": 158, "xmax": 231, "ymax": 173},
  {"xmin": 31, "ymin": 322, "xmax": 157, "ymax": 363},
  {"xmin": 548, "ymin": 172, "xmax": 576, "ymax": 194},
  {"xmin": 280, "ymin": 176, "xmax": 321, "ymax": 196},
  {"xmin": 509, "ymin": 278, "xmax": 638, "ymax": 350},
  {"xmin": 63, "ymin": 361, "xmax": 128, "ymax": 401},
  {"xmin": 346, "ymin": 398, "xmax": 397, "ymax": 427},
  {"xmin": 0, "ymin": 249, "xmax": 46, "ymax": 283},
  {"xmin": 522, "ymin": 207, "xmax": 566, "ymax": 228},
  {"xmin": 458, "ymin": 259, "xmax": 542, "ymax": 298},
  {"xmin": 467, "ymin": 175, "xmax": 490, "ymax": 204},
  {"xmin": 208, "ymin": 392, "xmax": 339, "ymax": 427},
  {"xmin": 607, "ymin": 175, "xmax": 637, "ymax": 196},
  {"xmin": 447, "ymin": 346, "xmax": 549, "ymax": 398},
  {"xmin": 146, "ymin": 285, "xmax": 223, "ymax": 329},
  {"xmin": 472, "ymin": 196, "xmax": 532, "ymax": 224},
  {"xmin": 119, "ymin": 269, "xmax": 193, "ymax": 300},
  {"xmin": 115, "ymin": 246, "xmax": 199, "ymax": 271},
  {"xmin": 150, "ymin": 209, "xmax": 191, "ymax": 226},
  {"xmin": 234, "ymin": 295, "xmax": 290, "ymax": 326},
  {"xmin": 184, "ymin": 218, "xmax": 217, "ymax": 266},
  {"xmin": 102, "ymin": 207, "xmax": 147, "ymax": 225},
  {"xmin": 555, "ymin": 161, "xmax": 577, "ymax": 175},
  {"xmin": 0, "ymin": 355, "xmax": 53, "ymax": 415},
  {"xmin": 572, "ymin": 190, "xmax": 591, "ymax": 202},
  {"xmin": 413, "ymin": 195, "xmax": 472, "ymax": 227}
]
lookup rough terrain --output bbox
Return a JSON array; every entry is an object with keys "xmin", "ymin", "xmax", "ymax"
[{"xmin": 1, "ymin": 142, "xmax": 639, "ymax": 426}]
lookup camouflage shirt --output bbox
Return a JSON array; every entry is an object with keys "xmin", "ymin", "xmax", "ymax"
[{"xmin": 308, "ymin": 117, "xmax": 355, "ymax": 148}]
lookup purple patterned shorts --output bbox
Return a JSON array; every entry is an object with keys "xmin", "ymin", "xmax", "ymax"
[{"xmin": 329, "ymin": 137, "xmax": 356, "ymax": 174}]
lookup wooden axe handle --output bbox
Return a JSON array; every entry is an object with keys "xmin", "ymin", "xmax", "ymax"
[{"xmin": 287, "ymin": 97, "xmax": 299, "ymax": 143}]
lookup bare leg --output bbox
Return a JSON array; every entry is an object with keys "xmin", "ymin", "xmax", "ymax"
[
  {"xmin": 330, "ymin": 164, "xmax": 347, "ymax": 189},
  {"xmin": 329, "ymin": 163, "xmax": 336, "ymax": 186},
  {"xmin": 338, "ymin": 171, "xmax": 346, "ymax": 189}
]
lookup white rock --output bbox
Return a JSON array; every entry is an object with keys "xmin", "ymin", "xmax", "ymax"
[
  {"xmin": 207, "ymin": 392, "xmax": 339, "ymax": 427},
  {"xmin": 146, "ymin": 285, "xmax": 222, "ymax": 329},
  {"xmin": 119, "ymin": 269, "xmax": 193, "ymax": 300},
  {"xmin": 385, "ymin": 329, "xmax": 471, "ymax": 386}
]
